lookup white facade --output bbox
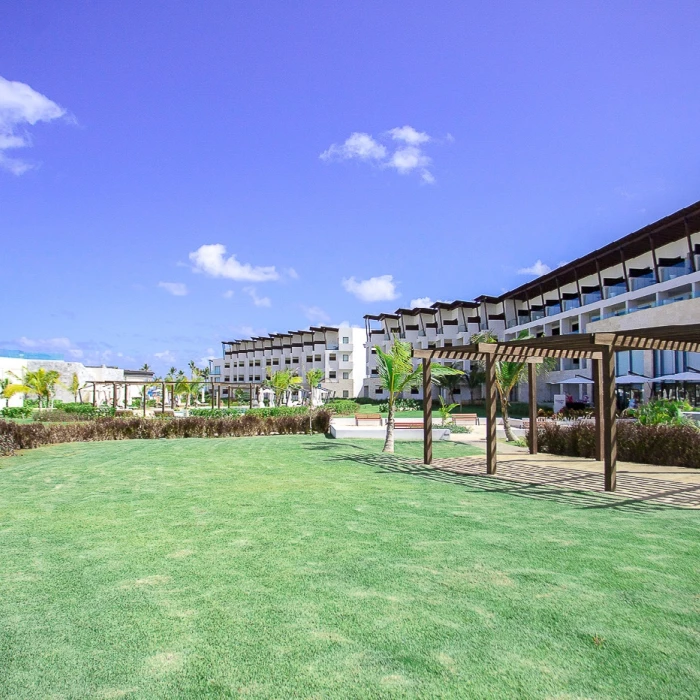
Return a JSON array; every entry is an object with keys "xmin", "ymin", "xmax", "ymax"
[
  {"xmin": 211, "ymin": 325, "xmax": 367, "ymax": 399},
  {"xmin": 363, "ymin": 201, "xmax": 700, "ymax": 406},
  {"xmin": 0, "ymin": 352, "xmax": 146, "ymax": 407}
]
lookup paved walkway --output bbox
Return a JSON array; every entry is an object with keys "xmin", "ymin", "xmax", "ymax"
[{"xmin": 429, "ymin": 451, "xmax": 700, "ymax": 509}]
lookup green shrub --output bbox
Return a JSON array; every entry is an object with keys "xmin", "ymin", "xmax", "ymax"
[
  {"xmin": 57, "ymin": 403, "xmax": 116, "ymax": 417},
  {"xmin": 189, "ymin": 408, "xmax": 245, "ymax": 418},
  {"xmin": 534, "ymin": 421, "xmax": 700, "ymax": 468},
  {"xmin": 630, "ymin": 399, "xmax": 692, "ymax": 426},
  {"xmin": 1, "ymin": 406, "xmax": 34, "ymax": 419},
  {"xmin": 324, "ymin": 399, "xmax": 359, "ymax": 415},
  {"xmin": 246, "ymin": 406, "xmax": 309, "ymax": 418},
  {"xmin": 377, "ymin": 398, "xmax": 421, "ymax": 412},
  {"xmin": 449, "ymin": 425, "xmax": 473, "ymax": 434}
]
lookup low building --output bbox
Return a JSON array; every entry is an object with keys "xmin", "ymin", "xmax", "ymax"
[
  {"xmin": 0, "ymin": 349, "xmax": 153, "ymax": 407},
  {"xmin": 211, "ymin": 325, "xmax": 367, "ymax": 399}
]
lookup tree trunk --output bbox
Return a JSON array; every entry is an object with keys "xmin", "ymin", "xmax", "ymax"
[
  {"xmin": 501, "ymin": 397, "xmax": 517, "ymax": 442},
  {"xmin": 382, "ymin": 398, "xmax": 396, "ymax": 453}
]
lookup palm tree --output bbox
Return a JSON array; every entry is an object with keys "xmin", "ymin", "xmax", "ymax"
[
  {"xmin": 199, "ymin": 366, "xmax": 210, "ymax": 404},
  {"xmin": 375, "ymin": 339, "xmax": 463, "ymax": 453},
  {"xmin": 1, "ymin": 377, "xmax": 10, "ymax": 408},
  {"xmin": 266, "ymin": 369, "xmax": 302, "ymax": 406},
  {"xmin": 434, "ymin": 362, "xmax": 464, "ymax": 404},
  {"xmin": 471, "ymin": 330, "xmax": 554, "ymax": 442},
  {"xmin": 4, "ymin": 368, "xmax": 63, "ymax": 408},
  {"xmin": 464, "ymin": 362, "xmax": 487, "ymax": 403},
  {"xmin": 188, "ymin": 360, "xmax": 199, "ymax": 379},
  {"xmin": 140, "ymin": 363, "xmax": 152, "ymax": 372},
  {"xmin": 69, "ymin": 372, "xmax": 82, "ymax": 402},
  {"xmin": 305, "ymin": 369, "xmax": 324, "ymax": 406}
]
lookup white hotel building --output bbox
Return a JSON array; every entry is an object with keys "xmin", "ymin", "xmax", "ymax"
[
  {"xmin": 211, "ymin": 325, "xmax": 367, "ymax": 399},
  {"xmin": 364, "ymin": 200, "xmax": 700, "ymax": 406}
]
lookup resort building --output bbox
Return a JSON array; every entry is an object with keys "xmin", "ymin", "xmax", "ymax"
[
  {"xmin": 211, "ymin": 325, "xmax": 367, "ymax": 399},
  {"xmin": 364, "ymin": 200, "xmax": 700, "ymax": 406}
]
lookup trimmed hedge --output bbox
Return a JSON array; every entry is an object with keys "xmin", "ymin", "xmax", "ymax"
[
  {"xmin": 324, "ymin": 399, "xmax": 359, "ymax": 415},
  {"xmin": 0, "ymin": 406, "xmax": 33, "ymax": 419},
  {"xmin": 0, "ymin": 411, "xmax": 332, "ymax": 451},
  {"xmin": 534, "ymin": 421, "xmax": 700, "ymax": 469}
]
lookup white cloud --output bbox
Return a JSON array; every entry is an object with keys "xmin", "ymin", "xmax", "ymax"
[
  {"xmin": 321, "ymin": 125, "xmax": 437, "ymax": 183},
  {"xmin": 243, "ymin": 286, "xmax": 271, "ymax": 307},
  {"xmin": 154, "ymin": 350, "xmax": 176, "ymax": 363},
  {"xmin": 342, "ymin": 274, "xmax": 399, "ymax": 302},
  {"xmin": 409, "ymin": 297, "xmax": 434, "ymax": 308},
  {"xmin": 285, "ymin": 267, "xmax": 299, "ymax": 280},
  {"xmin": 303, "ymin": 305, "xmax": 330, "ymax": 324},
  {"xmin": 389, "ymin": 125, "xmax": 430, "ymax": 145},
  {"xmin": 189, "ymin": 244, "xmax": 279, "ymax": 282},
  {"xmin": 158, "ymin": 281, "xmax": 188, "ymax": 296},
  {"xmin": 222, "ymin": 289, "xmax": 235, "ymax": 299},
  {"xmin": 320, "ymin": 132, "xmax": 387, "ymax": 161},
  {"xmin": 517, "ymin": 260, "xmax": 552, "ymax": 276},
  {"xmin": 0, "ymin": 76, "xmax": 68, "ymax": 175}
]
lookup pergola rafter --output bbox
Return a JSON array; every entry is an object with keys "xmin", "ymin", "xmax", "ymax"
[{"xmin": 413, "ymin": 323, "xmax": 700, "ymax": 491}]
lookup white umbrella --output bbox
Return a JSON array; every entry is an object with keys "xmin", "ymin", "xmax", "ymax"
[
  {"xmin": 615, "ymin": 373, "xmax": 652, "ymax": 385},
  {"xmin": 653, "ymin": 371, "xmax": 700, "ymax": 383},
  {"xmin": 547, "ymin": 375, "xmax": 594, "ymax": 385}
]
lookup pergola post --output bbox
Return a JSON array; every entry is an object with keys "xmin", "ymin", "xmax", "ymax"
[
  {"xmin": 112, "ymin": 382, "xmax": 117, "ymax": 410},
  {"xmin": 528, "ymin": 361, "xmax": 537, "ymax": 454},
  {"xmin": 422, "ymin": 358, "xmax": 433, "ymax": 465},
  {"xmin": 217, "ymin": 385, "xmax": 222, "ymax": 409},
  {"xmin": 211, "ymin": 382, "xmax": 215, "ymax": 409},
  {"xmin": 592, "ymin": 358, "xmax": 603, "ymax": 461},
  {"xmin": 161, "ymin": 383, "xmax": 165, "ymax": 414},
  {"xmin": 142, "ymin": 385, "xmax": 147, "ymax": 416},
  {"xmin": 124, "ymin": 383, "xmax": 128, "ymax": 409},
  {"xmin": 601, "ymin": 346, "xmax": 617, "ymax": 491},
  {"xmin": 92, "ymin": 383, "xmax": 97, "ymax": 407},
  {"xmin": 485, "ymin": 353, "xmax": 497, "ymax": 475}
]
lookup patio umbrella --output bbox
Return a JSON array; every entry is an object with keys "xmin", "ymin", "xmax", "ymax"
[
  {"xmin": 546, "ymin": 375, "xmax": 594, "ymax": 385},
  {"xmin": 652, "ymin": 371, "xmax": 700, "ymax": 382},
  {"xmin": 615, "ymin": 373, "xmax": 653, "ymax": 385}
]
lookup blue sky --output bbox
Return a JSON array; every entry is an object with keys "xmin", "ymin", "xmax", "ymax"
[{"xmin": 2, "ymin": 1, "xmax": 700, "ymax": 374}]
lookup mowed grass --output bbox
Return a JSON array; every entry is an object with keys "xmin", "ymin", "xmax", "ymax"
[{"xmin": 0, "ymin": 436, "xmax": 698, "ymax": 699}]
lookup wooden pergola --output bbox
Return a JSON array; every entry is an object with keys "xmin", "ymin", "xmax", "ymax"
[
  {"xmin": 414, "ymin": 324, "xmax": 700, "ymax": 491},
  {"xmin": 83, "ymin": 381, "xmax": 263, "ymax": 416}
]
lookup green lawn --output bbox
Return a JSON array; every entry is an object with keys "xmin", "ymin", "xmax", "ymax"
[{"xmin": 1, "ymin": 436, "xmax": 698, "ymax": 699}]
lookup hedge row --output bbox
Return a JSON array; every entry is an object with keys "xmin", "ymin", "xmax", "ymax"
[
  {"xmin": 0, "ymin": 411, "xmax": 332, "ymax": 452},
  {"xmin": 534, "ymin": 421, "xmax": 700, "ymax": 469}
]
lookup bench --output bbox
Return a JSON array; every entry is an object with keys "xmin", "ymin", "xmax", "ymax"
[
  {"xmin": 355, "ymin": 414, "xmax": 383, "ymax": 426},
  {"xmin": 395, "ymin": 421, "xmax": 425, "ymax": 429},
  {"xmin": 452, "ymin": 413, "xmax": 480, "ymax": 426}
]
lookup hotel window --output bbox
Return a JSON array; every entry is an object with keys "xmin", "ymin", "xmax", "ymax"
[
  {"xmin": 410, "ymin": 387, "xmax": 419, "ymax": 394},
  {"xmin": 224, "ymin": 363, "xmax": 230, "ymax": 369},
  {"xmin": 370, "ymin": 348, "xmax": 376, "ymax": 354},
  {"xmin": 342, "ymin": 371, "xmax": 349, "ymax": 379},
  {"xmin": 273, "ymin": 359, "xmax": 279, "ymax": 365},
  {"xmin": 238, "ymin": 375, "xmax": 245, "ymax": 381},
  {"xmin": 212, "ymin": 366, "xmax": 221, "ymax": 375},
  {"xmin": 342, "ymin": 336, "xmax": 349, "ymax": 344},
  {"xmin": 375, "ymin": 388, "xmax": 383, "ymax": 394},
  {"xmin": 329, "ymin": 371, "xmax": 336, "ymax": 379},
  {"xmin": 342, "ymin": 390, "xmax": 349, "ymax": 398},
  {"xmin": 314, "ymin": 354, "xmax": 321, "ymax": 361},
  {"xmin": 342, "ymin": 354, "xmax": 349, "ymax": 362},
  {"xmin": 266, "ymin": 359, "xmax": 271, "ymax": 366},
  {"xmin": 285, "ymin": 358, "xmax": 291, "ymax": 364},
  {"xmin": 224, "ymin": 376, "xmax": 229, "ymax": 382},
  {"xmin": 306, "ymin": 355, "xmax": 313, "ymax": 363},
  {"xmin": 254, "ymin": 360, "xmax": 260, "ymax": 367},
  {"xmin": 329, "ymin": 353, "xmax": 337, "ymax": 361},
  {"xmin": 292, "ymin": 357, "xmax": 299, "ymax": 364}
]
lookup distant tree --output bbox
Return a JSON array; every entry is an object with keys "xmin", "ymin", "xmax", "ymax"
[
  {"xmin": 69, "ymin": 372, "xmax": 82, "ymax": 402},
  {"xmin": 464, "ymin": 363, "xmax": 487, "ymax": 402},
  {"xmin": 434, "ymin": 362, "xmax": 465, "ymax": 404},
  {"xmin": 266, "ymin": 369, "xmax": 302, "ymax": 406},
  {"xmin": 1, "ymin": 377, "xmax": 10, "ymax": 408},
  {"xmin": 305, "ymin": 369, "xmax": 324, "ymax": 406},
  {"xmin": 4, "ymin": 368, "xmax": 63, "ymax": 408},
  {"xmin": 140, "ymin": 363, "xmax": 152, "ymax": 372}
]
